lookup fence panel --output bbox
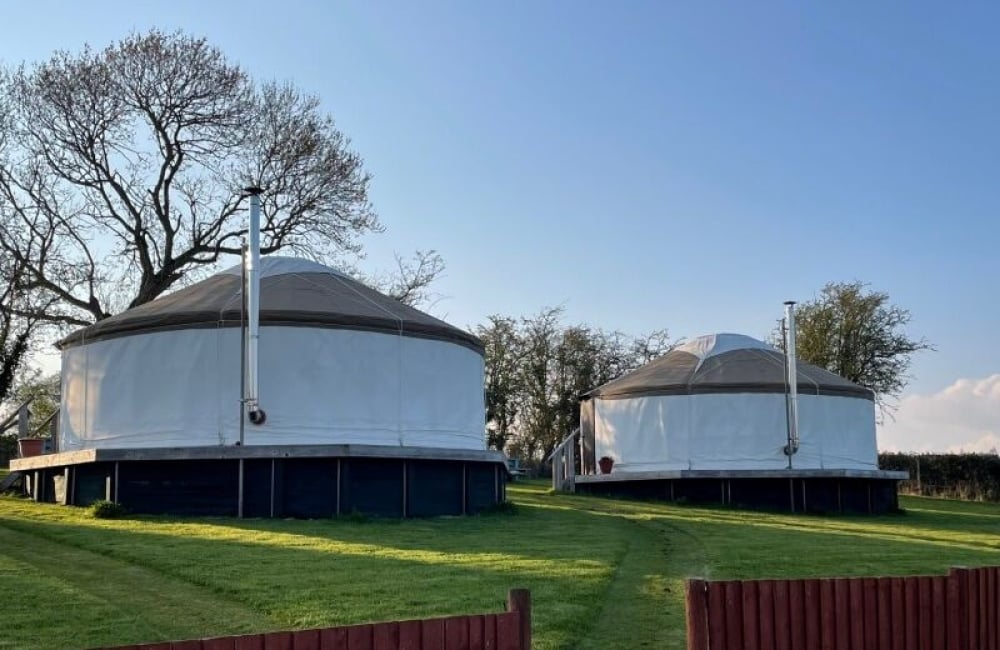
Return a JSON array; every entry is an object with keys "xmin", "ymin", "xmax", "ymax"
[
  {"xmin": 687, "ymin": 566, "xmax": 1000, "ymax": 649},
  {"xmin": 100, "ymin": 589, "xmax": 530, "ymax": 650}
]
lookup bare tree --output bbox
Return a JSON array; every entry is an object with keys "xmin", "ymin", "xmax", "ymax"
[
  {"xmin": 367, "ymin": 250, "xmax": 446, "ymax": 307},
  {"xmin": 0, "ymin": 30, "xmax": 438, "ymax": 330},
  {"xmin": 0, "ymin": 255, "xmax": 52, "ymax": 402}
]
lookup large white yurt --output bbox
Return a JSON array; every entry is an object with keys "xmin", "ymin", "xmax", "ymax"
[
  {"xmin": 57, "ymin": 256, "xmax": 485, "ymax": 452},
  {"xmin": 582, "ymin": 333, "xmax": 879, "ymax": 473},
  {"xmin": 12, "ymin": 257, "xmax": 506, "ymax": 518}
]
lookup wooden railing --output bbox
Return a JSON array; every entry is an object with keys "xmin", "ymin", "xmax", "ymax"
[
  {"xmin": 0, "ymin": 396, "xmax": 33, "ymax": 437},
  {"xmin": 547, "ymin": 429, "xmax": 578, "ymax": 492},
  {"xmin": 102, "ymin": 589, "xmax": 531, "ymax": 650},
  {"xmin": 686, "ymin": 566, "xmax": 1000, "ymax": 649}
]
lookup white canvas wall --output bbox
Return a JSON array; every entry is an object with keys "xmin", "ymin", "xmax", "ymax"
[
  {"xmin": 593, "ymin": 392, "xmax": 877, "ymax": 471},
  {"xmin": 60, "ymin": 327, "xmax": 486, "ymax": 451}
]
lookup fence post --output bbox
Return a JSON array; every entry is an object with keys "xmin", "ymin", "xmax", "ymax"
[
  {"xmin": 686, "ymin": 579, "xmax": 709, "ymax": 650},
  {"xmin": 507, "ymin": 588, "xmax": 531, "ymax": 649}
]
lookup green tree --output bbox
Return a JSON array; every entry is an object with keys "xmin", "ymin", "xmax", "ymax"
[
  {"xmin": 477, "ymin": 315, "xmax": 522, "ymax": 450},
  {"xmin": 792, "ymin": 281, "xmax": 931, "ymax": 414},
  {"xmin": 479, "ymin": 307, "xmax": 673, "ymax": 459}
]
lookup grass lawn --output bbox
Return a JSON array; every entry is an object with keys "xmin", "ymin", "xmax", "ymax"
[{"xmin": 0, "ymin": 481, "xmax": 998, "ymax": 649}]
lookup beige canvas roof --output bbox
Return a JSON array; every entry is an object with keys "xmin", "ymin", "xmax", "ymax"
[
  {"xmin": 58, "ymin": 257, "xmax": 482, "ymax": 353},
  {"xmin": 585, "ymin": 333, "xmax": 873, "ymax": 400}
]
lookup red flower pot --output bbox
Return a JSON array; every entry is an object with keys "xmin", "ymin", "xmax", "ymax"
[{"xmin": 17, "ymin": 438, "xmax": 45, "ymax": 458}]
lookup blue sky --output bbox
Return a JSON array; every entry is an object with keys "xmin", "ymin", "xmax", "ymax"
[{"xmin": 2, "ymin": 2, "xmax": 998, "ymax": 448}]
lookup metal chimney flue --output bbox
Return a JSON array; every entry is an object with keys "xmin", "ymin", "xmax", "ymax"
[
  {"xmin": 783, "ymin": 300, "xmax": 799, "ymax": 462},
  {"xmin": 245, "ymin": 187, "xmax": 266, "ymax": 426}
]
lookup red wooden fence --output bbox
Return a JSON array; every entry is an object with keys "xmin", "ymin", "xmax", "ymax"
[
  {"xmin": 686, "ymin": 566, "xmax": 1000, "ymax": 649},
  {"xmin": 102, "ymin": 589, "xmax": 531, "ymax": 650}
]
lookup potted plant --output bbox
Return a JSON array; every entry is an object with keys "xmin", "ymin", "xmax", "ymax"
[
  {"xmin": 17, "ymin": 436, "xmax": 45, "ymax": 458},
  {"xmin": 598, "ymin": 455, "xmax": 615, "ymax": 474}
]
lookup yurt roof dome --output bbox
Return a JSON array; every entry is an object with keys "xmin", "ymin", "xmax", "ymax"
[
  {"xmin": 58, "ymin": 256, "xmax": 482, "ymax": 352},
  {"xmin": 586, "ymin": 332, "xmax": 872, "ymax": 400}
]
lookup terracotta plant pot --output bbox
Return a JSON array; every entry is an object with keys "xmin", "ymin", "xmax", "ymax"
[
  {"xmin": 598, "ymin": 456, "xmax": 615, "ymax": 474},
  {"xmin": 17, "ymin": 438, "xmax": 45, "ymax": 458}
]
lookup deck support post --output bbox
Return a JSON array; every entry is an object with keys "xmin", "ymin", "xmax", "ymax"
[{"xmin": 237, "ymin": 458, "xmax": 245, "ymax": 518}]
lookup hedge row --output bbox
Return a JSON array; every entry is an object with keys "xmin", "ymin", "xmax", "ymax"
[{"xmin": 880, "ymin": 452, "xmax": 1000, "ymax": 502}]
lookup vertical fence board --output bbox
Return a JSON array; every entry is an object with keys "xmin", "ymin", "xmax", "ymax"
[
  {"xmin": 445, "ymin": 616, "xmax": 469, "ymax": 650},
  {"xmin": 979, "ymin": 568, "xmax": 988, "ymax": 649},
  {"xmin": 789, "ymin": 580, "xmax": 805, "ymax": 650},
  {"xmin": 168, "ymin": 642, "xmax": 201, "ymax": 650},
  {"xmin": 232, "ymin": 639, "xmax": 258, "ymax": 650},
  {"xmin": 319, "ymin": 628, "xmax": 347, "ymax": 650},
  {"xmin": 758, "ymin": 580, "xmax": 775, "ymax": 650},
  {"xmin": 989, "ymin": 567, "xmax": 997, "ymax": 650},
  {"xmin": 903, "ymin": 577, "xmax": 920, "ymax": 650},
  {"xmin": 707, "ymin": 582, "xmax": 728, "ymax": 650},
  {"xmin": 773, "ymin": 580, "xmax": 791, "ymax": 650},
  {"xmin": 347, "ymin": 625, "xmax": 374, "ymax": 650},
  {"xmin": 947, "ymin": 569, "xmax": 963, "ymax": 650},
  {"xmin": 292, "ymin": 629, "xmax": 320, "ymax": 650},
  {"xmin": 686, "ymin": 580, "xmax": 709, "ymax": 650},
  {"xmin": 724, "ymin": 581, "xmax": 744, "ymax": 649},
  {"xmin": 482, "ymin": 615, "xmax": 497, "ymax": 650},
  {"xmin": 803, "ymin": 579, "xmax": 820, "ymax": 650},
  {"xmin": 848, "ymin": 579, "xmax": 865, "ymax": 650},
  {"xmin": 862, "ymin": 578, "xmax": 878, "ymax": 650},
  {"xmin": 834, "ymin": 578, "xmax": 850, "ymax": 650},
  {"xmin": 373, "ymin": 622, "xmax": 399, "ymax": 650},
  {"xmin": 967, "ymin": 568, "xmax": 980, "ymax": 650},
  {"xmin": 996, "ymin": 568, "xmax": 1000, "ymax": 648},
  {"xmin": 819, "ymin": 579, "xmax": 836, "ymax": 650},
  {"xmin": 918, "ymin": 577, "xmax": 932, "ymax": 650},
  {"xmin": 423, "ymin": 618, "xmax": 446, "ymax": 650},
  {"xmin": 468, "ymin": 615, "xmax": 484, "ymax": 649},
  {"xmin": 741, "ymin": 580, "xmax": 760, "ymax": 650},
  {"xmin": 398, "ymin": 621, "xmax": 421, "ymax": 650},
  {"xmin": 201, "ymin": 639, "xmax": 234, "ymax": 650},
  {"xmin": 495, "ymin": 613, "xmax": 519, "ymax": 650},
  {"xmin": 877, "ymin": 578, "xmax": 893, "ymax": 650},
  {"xmin": 269, "ymin": 632, "xmax": 295, "ymax": 650},
  {"xmin": 931, "ymin": 576, "xmax": 946, "ymax": 650},
  {"xmin": 890, "ymin": 578, "xmax": 906, "ymax": 650}
]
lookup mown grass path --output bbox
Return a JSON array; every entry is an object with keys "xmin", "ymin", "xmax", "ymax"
[
  {"xmin": 1, "ymin": 481, "xmax": 999, "ymax": 649},
  {"xmin": 0, "ymin": 524, "xmax": 267, "ymax": 647}
]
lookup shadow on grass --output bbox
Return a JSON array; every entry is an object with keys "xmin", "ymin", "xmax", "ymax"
[{"xmin": 0, "ymin": 497, "xmax": 633, "ymax": 650}]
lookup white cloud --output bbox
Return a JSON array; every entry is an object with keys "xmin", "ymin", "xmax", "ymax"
[{"xmin": 878, "ymin": 374, "xmax": 1000, "ymax": 453}]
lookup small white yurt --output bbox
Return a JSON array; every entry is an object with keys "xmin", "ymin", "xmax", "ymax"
[
  {"xmin": 581, "ymin": 333, "xmax": 878, "ymax": 472},
  {"xmin": 56, "ymin": 257, "xmax": 486, "ymax": 452}
]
